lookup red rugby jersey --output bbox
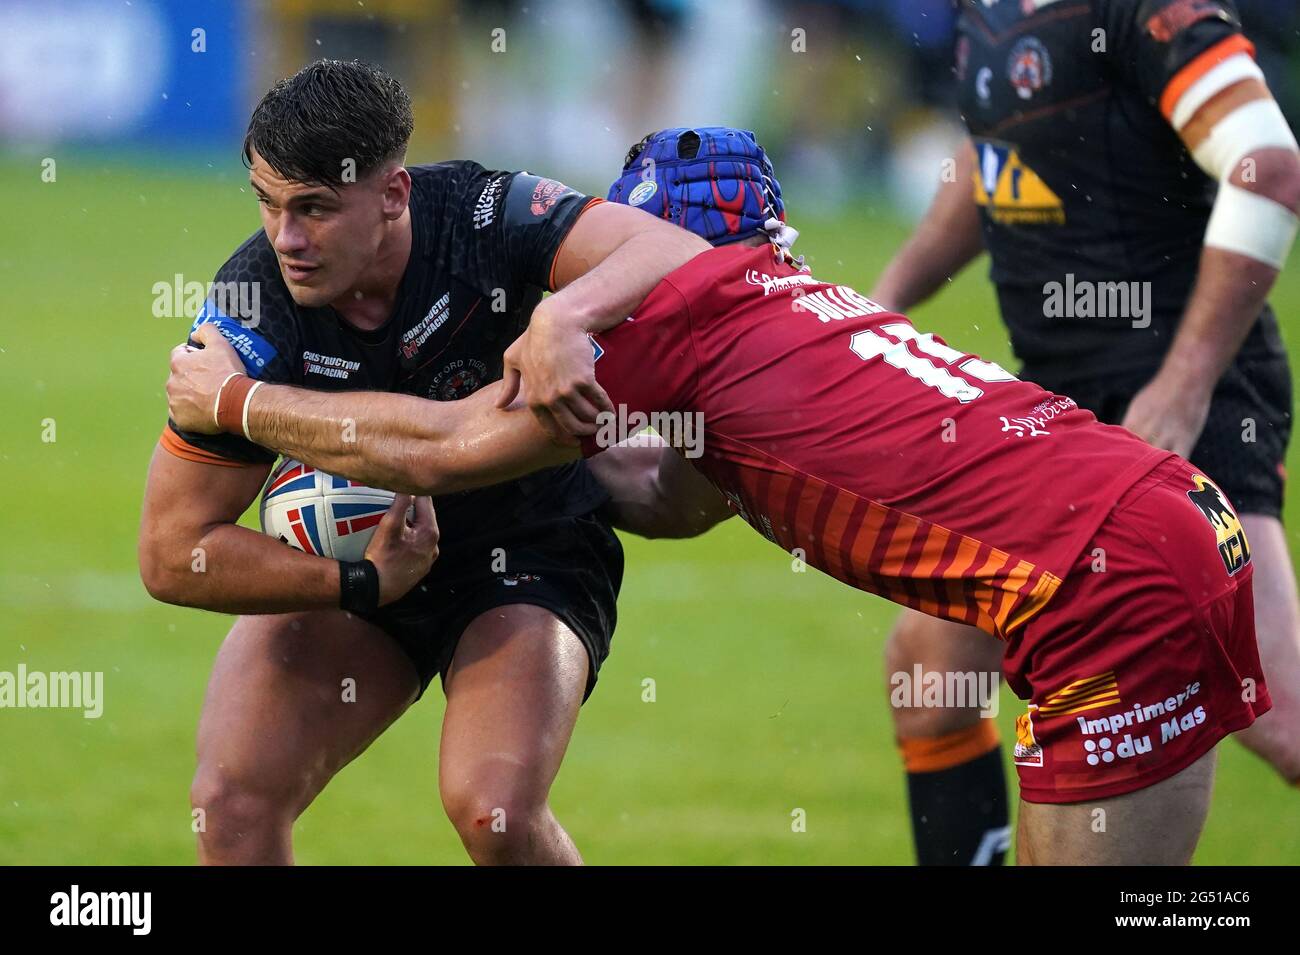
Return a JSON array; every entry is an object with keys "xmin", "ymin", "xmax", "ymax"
[{"xmin": 583, "ymin": 244, "xmax": 1171, "ymax": 639}]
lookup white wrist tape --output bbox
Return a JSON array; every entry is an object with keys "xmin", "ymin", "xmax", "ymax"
[
  {"xmin": 1171, "ymin": 53, "xmax": 1264, "ymax": 131},
  {"xmin": 1191, "ymin": 98, "xmax": 1299, "ymax": 180},
  {"xmin": 1204, "ymin": 181, "xmax": 1298, "ymax": 270},
  {"xmin": 241, "ymin": 381, "xmax": 264, "ymax": 440}
]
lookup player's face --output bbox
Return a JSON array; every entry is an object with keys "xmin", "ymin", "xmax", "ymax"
[{"xmin": 248, "ymin": 150, "xmax": 398, "ymax": 308}]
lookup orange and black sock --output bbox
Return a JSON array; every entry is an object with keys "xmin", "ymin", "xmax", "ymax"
[{"xmin": 898, "ymin": 721, "xmax": 1009, "ymax": 866}]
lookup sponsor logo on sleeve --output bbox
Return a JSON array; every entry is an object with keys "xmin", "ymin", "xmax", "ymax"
[
  {"xmin": 529, "ymin": 178, "xmax": 569, "ymax": 216},
  {"xmin": 190, "ymin": 307, "xmax": 277, "ymax": 376},
  {"xmin": 473, "ymin": 178, "xmax": 504, "ymax": 230}
]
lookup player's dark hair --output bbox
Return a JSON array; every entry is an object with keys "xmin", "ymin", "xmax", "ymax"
[{"xmin": 243, "ymin": 59, "xmax": 414, "ymax": 188}]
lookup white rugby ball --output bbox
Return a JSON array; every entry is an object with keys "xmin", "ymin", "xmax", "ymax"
[{"xmin": 259, "ymin": 458, "xmax": 395, "ymax": 562}]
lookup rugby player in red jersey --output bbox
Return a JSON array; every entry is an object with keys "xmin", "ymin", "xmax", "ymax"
[{"xmin": 167, "ymin": 225, "xmax": 1271, "ymax": 865}]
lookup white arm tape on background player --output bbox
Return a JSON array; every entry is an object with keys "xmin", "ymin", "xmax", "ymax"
[
  {"xmin": 1204, "ymin": 181, "xmax": 1299, "ymax": 270},
  {"xmin": 1170, "ymin": 53, "xmax": 1264, "ymax": 131},
  {"xmin": 241, "ymin": 381, "xmax": 264, "ymax": 440},
  {"xmin": 1190, "ymin": 97, "xmax": 1300, "ymax": 180}
]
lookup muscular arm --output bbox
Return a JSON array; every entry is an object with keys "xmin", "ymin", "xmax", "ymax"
[
  {"xmin": 138, "ymin": 446, "xmax": 341, "ymax": 613},
  {"xmin": 871, "ymin": 139, "xmax": 986, "ymax": 312},
  {"xmin": 244, "ymin": 380, "xmax": 578, "ymax": 497},
  {"xmin": 588, "ymin": 434, "xmax": 733, "ymax": 540}
]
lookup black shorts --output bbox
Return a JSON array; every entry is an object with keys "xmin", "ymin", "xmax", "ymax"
[
  {"xmin": 365, "ymin": 511, "xmax": 624, "ymax": 701},
  {"xmin": 1024, "ymin": 352, "xmax": 1293, "ymax": 517}
]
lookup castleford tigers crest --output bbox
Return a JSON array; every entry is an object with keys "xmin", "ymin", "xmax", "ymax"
[{"xmin": 1187, "ymin": 474, "xmax": 1251, "ymax": 576}]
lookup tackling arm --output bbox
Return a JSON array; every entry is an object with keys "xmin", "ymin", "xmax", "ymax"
[
  {"xmin": 498, "ymin": 201, "xmax": 711, "ymax": 437},
  {"xmin": 241, "ymin": 379, "xmax": 578, "ymax": 496},
  {"xmin": 588, "ymin": 434, "xmax": 733, "ymax": 540}
]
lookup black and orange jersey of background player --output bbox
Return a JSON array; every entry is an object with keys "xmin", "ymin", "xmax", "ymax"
[
  {"xmin": 954, "ymin": 0, "xmax": 1287, "ymax": 381},
  {"xmin": 163, "ymin": 161, "xmax": 608, "ymax": 543},
  {"xmin": 581, "ymin": 243, "xmax": 1174, "ymax": 641}
]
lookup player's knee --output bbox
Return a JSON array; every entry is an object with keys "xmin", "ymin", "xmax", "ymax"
[
  {"xmin": 190, "ymin": 764, "xmax": 298, "ymax": 855},
  {"xmin": 443, "ymin": 786, "xmax": 547, "ymax": 864}
]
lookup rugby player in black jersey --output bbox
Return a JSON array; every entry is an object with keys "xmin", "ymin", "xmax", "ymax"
[
  {"xmin": 872, "ymin": 0, "xmax": 1300, "ymax": 862},
  {"xmin": 137, "ymin": 60, "xmax": 702, "ymax": 865}
]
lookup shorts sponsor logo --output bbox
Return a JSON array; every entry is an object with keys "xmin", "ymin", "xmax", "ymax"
[
  {"xmin": 401, "ymin": 291, "xmax": 452, "ymax": 359},
  {"xmin": 529, "ymin": 178, "xmax": 568, "ymax": 216},
  {"xmin": 1014, "ymin": 705, "xmax": 1044, "ymax": 766},
  {"xmin": 1187, "ymin": 475, "xmax": 1251, "ymax": 576},
  {"xmin": 303, "ymin": 350, "xmax": 361, "ymax": 380},
  {"xmin": 1007, "ymin": 36, "xmax": 1052, "ymax": 100},
  {"xmin": 1074, "ymin": 680, "xmax": 1208, "ymax": 765}
]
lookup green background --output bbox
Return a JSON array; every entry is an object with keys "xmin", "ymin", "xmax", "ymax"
[{"xmin": 1, "ymin": 158, "xmax": 1296, "ymax": 864}]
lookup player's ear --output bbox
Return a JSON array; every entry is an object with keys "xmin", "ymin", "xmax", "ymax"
[{"xmin": 379, "ymin": 163, "xmax": 412, "ymax": 221}]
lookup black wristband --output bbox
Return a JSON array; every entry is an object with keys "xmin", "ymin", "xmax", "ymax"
[{"xmin": 339, "ymin": 559, "xmax": 380, "ymax": 615}]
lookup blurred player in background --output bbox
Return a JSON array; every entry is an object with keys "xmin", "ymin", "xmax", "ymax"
[
  {"xmin": 871, "ymin": 0, "xmax": 1300, "ymax": 824},
  {"xmin": 138, "ymin": 59, "xmax": 701, "ymax": 865}
]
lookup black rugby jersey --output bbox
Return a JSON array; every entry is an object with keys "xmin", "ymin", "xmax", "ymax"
[
  {"xmin": 954, "ymin": 0, "xmax": 1285, "ymax": 379},
  {"xmin": 164, "ymin": 161, "xmax": 609, "ymax": 542}
]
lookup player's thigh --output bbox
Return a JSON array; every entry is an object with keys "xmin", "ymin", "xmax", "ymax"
[
  {"xmin": 1017, "ymin": 748, "xmax": 1216, "ymax": 865},
  {"xmin": 194, "ymin": 609, "xmax": 420, "ymax": 814},
  {"xmin": 886, "ymin": 607, "xmax": 1005, "ymax": 736},
  {"xmin": 1232, "ymin": 515, "xmax": 1300, "ymax": 764},
  {"xmin": 438, "ymin": 604, "xmax": 590, "ymax": 817}
]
